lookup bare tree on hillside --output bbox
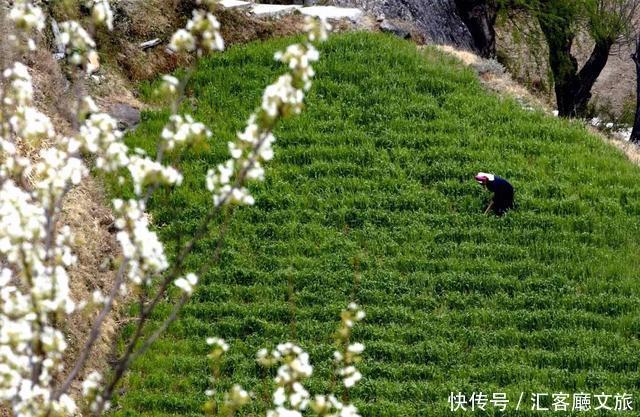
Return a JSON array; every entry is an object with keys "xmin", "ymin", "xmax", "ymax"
[
  {"xmin": 470, "ymin": 0, "xmax": 640, "ymax": 117},
  {"xmin": 630, "ymin": 33, "xmax": 640, "ymax": 142},
  {"xmin": 532, "ymin": 0, "xmax": 640, "ymax": 117}
]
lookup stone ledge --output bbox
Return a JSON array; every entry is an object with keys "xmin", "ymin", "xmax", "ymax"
[
  {"xmin": 219, "ymin": 0, "xmax": 253, "ymax": 9},
  {"xmin": 251, "ymin": 4, "xmax": 302, "ymax": 17},
  {"xmin": 300, "ymin": 6, "xmax": 363, "ymax": 21}
]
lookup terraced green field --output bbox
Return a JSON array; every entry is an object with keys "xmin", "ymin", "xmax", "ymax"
[{"xmin": 111, "ymin": 33, "xmax": 640, "ymax": 416}]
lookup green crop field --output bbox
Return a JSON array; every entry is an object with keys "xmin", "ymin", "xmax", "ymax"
[{"xmin": 109, "ymin": 32, "xmax": 640, "ymax": 417}]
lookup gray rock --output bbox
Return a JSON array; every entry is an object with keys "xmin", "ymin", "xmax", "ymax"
[
  {"xmin": 380, "ymin": 19, "xmax": 411, "ymax": 40},
  {"xmin": 108, "ymin": 103, "xmax": 141, "ymax": 131},
  {"xmin": 218, "ymin": 0, "xmax": 252, "ymax": 9},
  {"xmin": 329, "ymin": 0, "xmax": 475, "ymax": 51},
  {"xmin": 258, "ymin": 0, "xmax": 316, "ymax": 4},
  {"xmin": 51, "ymin": 19, "xmax": 65, "ymax": 56},
  {"xmin": 300, "ymin": 6, "xmax": 363, "ymax": 22},
  {"xmin": 251, "ymin": 4, "xmax": 302, "ymax": 18},
  {"xmin": 139, "ymin": 38, "xmax": 161, "ymax": 50}
]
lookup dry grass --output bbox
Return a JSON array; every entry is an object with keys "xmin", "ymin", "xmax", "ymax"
[
  {"xmin": 597, "ymin": 128, "xmax": 640, "ymax": 165},
  {"xmin": 59, "ymin": 176, "xmax": 121, "ymax": 401},
  {"xmin": 435, "ymin": 44, "xmax": 552, "ymax": 112}
]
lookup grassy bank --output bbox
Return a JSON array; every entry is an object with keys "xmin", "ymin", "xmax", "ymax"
[{"xmin": 110, "ymin": 32, "xmax": 640, "ymax": 416}]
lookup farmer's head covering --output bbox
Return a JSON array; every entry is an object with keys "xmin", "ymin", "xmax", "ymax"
[{"xmin": 475, "ymin": 172, "xmax": 495, "ymax": 184}]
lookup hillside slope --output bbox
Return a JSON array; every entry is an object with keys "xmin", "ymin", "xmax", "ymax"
[{"xmin": 111, "ymin": 33, "xmax": 640, "ymax": 417}]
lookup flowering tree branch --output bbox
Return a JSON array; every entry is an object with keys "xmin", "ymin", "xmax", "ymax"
[{"xmin": 0, "ymin": 0, "xmax": 337, "ymax": 416}]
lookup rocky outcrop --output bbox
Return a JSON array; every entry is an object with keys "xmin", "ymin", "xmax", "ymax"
[
  {"xmin": 379, "ymin": 19, "xmax": 412, "ymax": 40},
  {"xmin": 329, "ymin": 0, "xmax": 477, "ymax": 51},
  {"xmin": 108, "ymin": 103, "xmax": 141, "ymax": 131}
]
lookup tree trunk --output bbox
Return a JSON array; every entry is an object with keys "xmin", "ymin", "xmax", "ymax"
[
  {"xmin": 454, "ymin": 0, "xmax": 499, "ymax": 58},
  {"xmin": 542, "ymin": 25, "xmax": 580, "ymax": 116},
  {"xmin": 538, "ymin": 14, "xmax": 613, "ymax": 118},
  {"xmin": 631, "ymin": 37, "xmax": 640, "ymax": 144},
  {"xmin": 573, "ymin": 40, "xmax": 614, "ymax": 115}
]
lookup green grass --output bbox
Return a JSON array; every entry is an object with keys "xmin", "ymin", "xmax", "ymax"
[{"xmin": 109, "ymin": 32, "xmax": 640, "ymax": 417}]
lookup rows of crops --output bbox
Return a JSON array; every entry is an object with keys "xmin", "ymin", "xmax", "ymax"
[{"xmin": 110, "ymin": 33, "xmax": 640, "ymax": 416}]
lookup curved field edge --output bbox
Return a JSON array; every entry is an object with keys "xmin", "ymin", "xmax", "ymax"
[{"xmin": 107, "ymin": 32, "xmax": 640, "ymax": 417}]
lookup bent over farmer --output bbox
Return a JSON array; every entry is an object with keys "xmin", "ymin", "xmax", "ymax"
[{"xmin": 475, "ymin": 172, "xmax": 514, "ymax": 216}]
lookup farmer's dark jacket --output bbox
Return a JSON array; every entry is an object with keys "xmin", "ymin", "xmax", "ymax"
[{"xmin": 487, "ymin": 176, "xmax": 514, "ymax": 212}]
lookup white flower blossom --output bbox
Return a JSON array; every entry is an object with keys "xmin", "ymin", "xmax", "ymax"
[
  {"xmin": 32, "ymin": 146, "xmax": 88, "ymax": 207},
  {"xmin": 274, "ymin": 43, "xmax": 320, "ymax": 92},
  {"xmin": 3, "ymin": 62, "xmax": 33, "ymax": 108},
  {"xmin": 206, "ymin": 337, "xmax": 229, "ymax": 351},
  {"xmin": 8, "ymin": 0, "xmax": 44, "ymax": 50},
  {"xmin": 332, "ymin": 303, "xmax": 366, "ymax": 394},
  {"xmin": 78, "ymin": 96, "xmax": 100, "ymax": 121},
  {"xmin": 159, "ymin": 75, "xmax": 180, "ymax": 98},
  {"xmin": 77, "ymin": 112, "xmax": 129, "ymax": 172},
  {"xmin": 10, "ymin": 106, "xmax": 55, "ymax": 143},
  {"xmin": 59, "ymin": 21, "xmax": 99, "ymax": 73},
  {"xmin": 257, "ymin": 347, "xmax": 280, "ymax": 367},
  {"xmin": 9, "ymin": 0, "xmax": 45, "ymax": 32},
  {"xmin": 347, "ymin": 342, "xmax": 365, "ymax": 354},
  {"xmin": 169, "ymin": 29, "xmax": 196, "ymax": 53},
  {"xmin": 228, "ymin": 384, "xmax": 250, "ymax": 406},
  {"xmin": 304, "ymin": 16, "xmax": 331, "ymax": 42},
  {"xmin": 267, "ymin": 407, "xmax": 303, "ymax": 417},
  {"xmin": 127, "ymin": 154, "xmax": 183, "ymax": 196},
  {"xmin": 89, "ymin": 0, "xmax": 114, "ymax": 30},
  {"xmin": 174, "ymin": 273, "xmax": 198, "ymax": 295},
  {"xmin": 339, "ymin": 366, "xmax": 362, "ymax": 388},
  {"xmin": 259, "ymin": 343, "xmax": 314, "ymax": 416},
  {"xmin": 170, "ymin": 10, "xmax": 224, "ymax": 55},
  {"xmin": 82, "ymin": 371, "xmax": 102, "ymax": 397},
  {"xmin": 161, "ymin": 114, "xmax": 211, "ymax": 151},
  {"xmin": 113, "ymin": 199, "xmax": 169, "ymax": 284},
  {"xmin": 202, "ymin": 17, "xmax": 328, "ymax": 211},
  {"xmin": 91, "ymin": 290, "xmax": 107, "ymax": 305},
  {"xmin": 311, "ymin": 394, "xmax": 361, "ymax": 417}
]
